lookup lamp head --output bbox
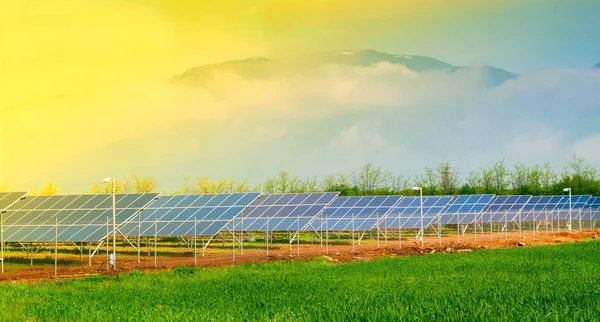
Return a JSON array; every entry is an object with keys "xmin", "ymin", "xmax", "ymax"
[
  {"xmin": 412, "ymin": 187, "xmax": 421, "ymax": 191},
  {"xmin": 101, "ymin": 178, "xmax": 112, "ymax": 184},
  {"xmin": 563, "ymin": 188, "xmax": 571, "ymax": 192}
]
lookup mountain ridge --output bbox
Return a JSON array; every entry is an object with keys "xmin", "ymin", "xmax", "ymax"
[{"xmin": 171, "ymin": 49, "xmax": 518, "ymax": 87}]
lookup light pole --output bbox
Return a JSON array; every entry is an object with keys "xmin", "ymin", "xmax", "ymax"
[
  {"xmin": 563, "ymin": 188, "xmax": 572, "ymax": 232},
  {"xmin": 101, "ymin": 177, "xmax": 116, "ymax": 270},
  {"xmin": 412, "ymin": 186, "xmax": 424, "ymax": 247}
]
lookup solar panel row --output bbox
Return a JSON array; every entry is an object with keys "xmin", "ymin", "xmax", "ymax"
[
  {"xmin": 1, "ymin": 193, "xmax": 598, "ymax": 244},
  {"xmin": 2, "ymin": 194, "xmax": 158, "ymax": 242}
]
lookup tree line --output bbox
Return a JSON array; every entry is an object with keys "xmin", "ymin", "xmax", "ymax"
[{"xmin": 2, "ymin": 155, "xmax": 599, "ymax": 196}]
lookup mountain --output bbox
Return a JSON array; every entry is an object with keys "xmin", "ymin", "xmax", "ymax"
[
  {"xmin": 302, "ymin": 49, "xmax": 453, "ymax": 71},
  {"xmin": 171, "ymin": 49, "xmax": 518, "ymax": 87},
  {"xmin": 449, "ymin": 65, "xmax": 518, "ymax": 86},
  {"xmin": 172, "ymin": 57, "xmax": 272, "ymax": 86},
  {"xmin": 594, "ymin": 63, "xmax": 600, "ymax": 69}
]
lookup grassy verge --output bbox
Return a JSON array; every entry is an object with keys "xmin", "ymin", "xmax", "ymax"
[{"xmin": 1, "ymin": 241, "xmax": 599, "ymax": 321}]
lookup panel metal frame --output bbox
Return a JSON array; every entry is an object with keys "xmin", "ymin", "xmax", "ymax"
[
  {"xmin": 235, "ymin": 192, "xmax": 339, "ymax": 232},
  {"xmin": 381, "ymin": 196, "xmax": 453, "ymax": 229},
  {"xmin": 314, "ymin": 195, "xmax": 403, "ymax": 232},
  {"xmin": 1, "ymin": 194, "xmax": 158, "ymax": 243}
]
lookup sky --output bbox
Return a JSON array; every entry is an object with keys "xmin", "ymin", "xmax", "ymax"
[{"xmin": 1, "ymin": 0, "xmax": 599, "ymax": 192}]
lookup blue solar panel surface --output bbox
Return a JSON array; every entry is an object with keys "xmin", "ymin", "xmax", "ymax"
[
  {"xmin": 234, "ymin": 192, "xmax": 338, "ymax": 232},
  {"xmin": 553, "ymin": 195, "xmax": 592, "ymax": 219},
  {"xmin": 2, "ymin": 194, "xmax": 158, "ymax": 242},
  {"xmin": 588, "ymin": 197, "xmax": 600, "ymax": 219},
  {"xmin": 121, "ymin": 193, "xmax": 260, "ymax": 237},
  {"xmin": 315, "ymin": 195, "xmax": 402, "ymax": 231},
  {"xmin": 382, "ymin": 196, "xmax": 453, "ymax": 229},
  {"xmin": 440, "ymin": 194, "xmax": 494, "ymax": 224},
  {"xmin": 519, "ymin": 196, "xmax": 563, "ymax": 221},
  {"xmin": 0, "ymin": 192, "xmax": 27, "ymax": 211},
  {"xmin": 481, "ymin": 195, "xmax": 531, "ymax": 222}
]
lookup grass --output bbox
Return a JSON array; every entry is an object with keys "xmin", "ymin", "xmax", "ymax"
[{"xmin": 1, "ymin": 241, "xmax": 599, "ymax": 321}]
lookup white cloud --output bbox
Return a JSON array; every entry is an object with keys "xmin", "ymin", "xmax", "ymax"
[
  {"xmin": 570, "ymin": 135, "xmax": 600, "ymax": 164},
  {"xmin": 329, "ymin": 122, "xmax": 387, "ymax": 152},
  {"xmin": 3, "ymin": 63, "xmax": 600, "ymax": 190}
]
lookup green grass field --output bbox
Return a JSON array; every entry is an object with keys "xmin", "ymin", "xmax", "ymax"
[{"xmin": 1, "ymin": 241, "xmax": 599, "ymax": 321}]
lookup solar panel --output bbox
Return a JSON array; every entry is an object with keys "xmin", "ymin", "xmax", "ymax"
[
  {"xmin": 2, "ymin": 194, "xmax": 158, "ymax": 242},
  {"xmin": 120, "ymin": 193, "xmax": 260, "ymax": 237},
  {"xmin": 439, "ymin": 194, "xmax": 494, "ymax": 224},
  {"xmin": 234, "ymin": 192, "xmax": 339, "ymax": 232},
  {"xmin": 588, "ymin": 197, "xmax": 600, "ymax": 219},
  {"xmin": 381, "ymin": 196, "xmax": 453, "ymax": 229},
  {"xmin": 553, "ymin": 195, "xmax": 592, "ymax": 219},
  {"xmin": 519, "ymin": 196, "xmax": 558, "ymax": 221},
  {"xmin": 315, "ymin": 195, "xmax": 402, "ymax": 231},
  {"xmin": 480, "ymin": 195, "xmax": 531, "ymax": 223},
  {"xmin": 0, "ymin": 192, "xmax": 27, "ymax": 212}
]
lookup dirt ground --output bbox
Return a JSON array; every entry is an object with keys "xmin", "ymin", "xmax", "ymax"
[{"xmin": 1, "ymin": 230, "xmax": 598, "ymax": 283}]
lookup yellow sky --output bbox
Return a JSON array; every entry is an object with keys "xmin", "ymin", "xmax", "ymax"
[
  {"xmin": 0, "ymin": 0, "xmax": 514, "ymax": 189},
  {"xmin": 0, "ymin": 0, "xmax": 507, "ymax": 103}
]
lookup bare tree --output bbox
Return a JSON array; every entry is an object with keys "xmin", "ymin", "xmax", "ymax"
[
  {"xmin": 510, "ymin": 164, "xmax": 529, "ymax": 193},
  {"xmin": 354, "ymin": 163, "xmax": 385, "ymax": 195},
  {"xmin": 415, "ymin": 167, "xmax": 438, "ymax": 195},
  {"xmin": 480, "ymin": 167, "xmax": 495, "ymax": 194},
  {"xmin": 320, "ymin": 174, "xmax": 337, "ymax": 191},
  {"xmin": 132, "ymin": 174, "xmax": 158, "ymax": 193},
  {"xmin": 540, "ymin": 163, "xmax": 558, "ymax": 194},
  {"xmin": 385, "ymin": 171, "xmax": 408, "ymax": 194},
  {"xmin": 437, "ymin": 162, "xmax": 460, "ymax": 194},
  {"xmin": 214, "ymin": 179, "xmax": 230, "ymax": 193},
  {"xmin": 563, "ymin": 154, "xmax": 598, "ymax": 192},
  {"xmin": 491, "ymin": 160, "xmax": 510, "ymax": 194},
  {"xmin": 180, "ymin": 176, "xmax": 196, "ymax": 194},
  {"xmin": 304, "ymin": 177, "xmax": 319, "ymax": 192},
  {"xmin": 275, "ymin": 171, "xmax": 292, "ymax": 193},
  {"xmin": 337, "ymin": 174, "xmax": 349, "ymax": 188},
  {"xmin": 262, "ymin": 177, "xmax": 277, "ymax": 194},
  {"xmin": 288, "ymin": 176, "xmax": 306, "ymax": 193},
  {"xmin": 40, "ymin": 181, "xmax": 61, "ymax": 196},
  {"xmin": 466, "ymin": 170, "xmax": 482, "ymax": 192},
  {"xmin": 235, "ymin": 180, "xmax": 252, "ymax": 192}
]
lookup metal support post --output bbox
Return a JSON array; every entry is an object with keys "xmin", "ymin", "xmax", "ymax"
[
  {"xmin": 154, "ymin": 219, "xmax": 157, "ymax": 268},
  {"xmin": 106, "ymin": 217, "xmax": 109, "ymax": 271},
  {"xmin": 320, "ymin": 210, "xmax": 323, "ymax": 248},
  {"xmin": 54, "ymin": 217, "xmax": 58, "ymax": 277},
  {"xmin": 489, "ymin": 211, "xmax": 492, "ymax": 242},
  {"xmin": 325, "ymin": 217, "xmax": 329, "ymax": 255},
  {"xmin": 376, "ymin": 212, "xmax": 380, "ymax": 249},
  {"xmin": 438, "ymin": 213, "xmax": 442, "ymax": 246},
  {"xmin": 398, "ymin": 213, "xmax": 401, "ymax": 249},
  {"xmin": 384, "ymin": 216, "xmax": 387, "ymax": 244},
  {"xmin": 1, "ymin": 211, "xmax": 4, "ymax": 274},
  {"xmin": 505, "ymin": 211, "xmax": 508, "ymax": 239},
  {"xmin": 266, "ymin": 211, "xmax": 269, "ymax": 260},
  {"xmin": 241, "ymin": 209, "xmax": 244, "ymax": 254},
  {"xmin": 297, "ymin": 213, "xmax": 300, "ymax": 257},
  {"xmin": 351, "ymin": 213, "xmax": 355, "ymax": 253},
  {"xmin": 194, "ymin": 217, "xmax": 197, "ymax": 267},
  {"xmin": 137, "ymin": 210, "xmax": 141, "ymax": 263}
]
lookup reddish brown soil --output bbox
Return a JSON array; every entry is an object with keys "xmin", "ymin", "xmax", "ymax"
[{"xmin": 1, "ymin": 230, "xmax": 598, "ymax": 283}]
